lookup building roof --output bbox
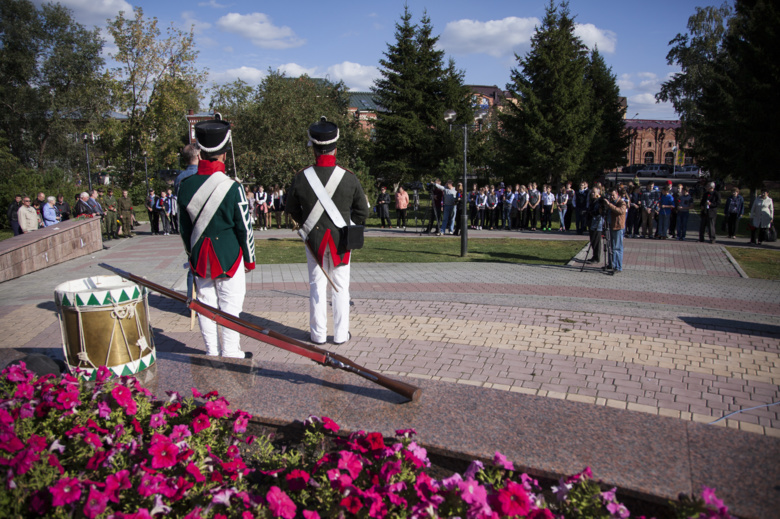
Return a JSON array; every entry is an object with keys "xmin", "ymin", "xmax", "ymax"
[
  {"xmin": 624, "ymin": 119, "xmax": 680, "ymax": 130},
  {"xmin": 348, "ymin": 92, "xmax": 384, "ymax": 112},
  {"xmin": 467, "ymin": 85, "xmax": 511, "ymax": 106}
]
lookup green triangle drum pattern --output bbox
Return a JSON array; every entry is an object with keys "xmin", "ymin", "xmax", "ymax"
[
  {"xmin": 87, "ymin": 294, "xmax": 100, "ymax": 306},
  {"xmin": 75, "ymin": 295, "xmax": 85, "ymax": 306},
  {"xmin": 103, "ymin": 292, "xmax": 114, "ymax": 305},
  {"xmin": 65, "ymin": 350, "xmax": 156, "ymax": 381},
  {"xmin": 61, "ymin": 295, "xmax": 71, "ymax": 307},
  {"xmin": 118, "ymin": 291, "xmax": 130, "ymax": 302},
  {"xmin": 132, "ymin": 287, "xmax": 140, "ymax": 299}
]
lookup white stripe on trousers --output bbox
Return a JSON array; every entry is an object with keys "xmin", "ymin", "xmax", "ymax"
[
  {"xmin": 195, "ymin": 257, "xmax": 246, "ymax": 357},
  {"xmin": 306, "ymin": 246, "xmax": 350, "ymax": 344}
]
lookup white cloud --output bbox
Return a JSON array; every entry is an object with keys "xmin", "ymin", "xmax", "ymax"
[
  {"xmin": 198, "ymin": 0, "xmax": 227, "ymax": 7},
  {"xmin": 439, "ymin": 17, "xmax": 539, "ymax": 58},
  {"xmin": 32, "ymin": 0, "xmax": 132, "ymax": 26},
  {"xmin": 574, "ymin": 23, "xmax": 616, "ymax": 53},
  {"xmin": 211, "ymin": 66, "xmax": 266, "ymax": 85},
  {"xmin": 618, "ymin": 73, "xmax": 635, "ymax": 91},
  {"xmin": 278, "ymin": 63, "xmax": 317, "ymax": 77},
  {"xmin": 182, "ymin": 11, "xmax": 212, "ymax": 35},
  {"xmin": 216, "ymin": 13, "xmax": 305, "ymax": 49},
  {"xmin": 327, "ymin": 62, "xmax": 380, "ymax": 91}
]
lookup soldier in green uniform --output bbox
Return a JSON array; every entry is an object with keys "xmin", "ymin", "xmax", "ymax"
[
  {"xmin": 285, "ymin": 116, "xmax": 369, "ymax": 345},
  {"xmin": 117, "ymin": 190, "xmax": 135, "ymax": 238},
  {"xmin": 103, "ymin": 188, "xmax": 118, "ymax": 239},
  {"xmin": 178, "ymin": 118, "xmax": 256, "ymax": 358}
]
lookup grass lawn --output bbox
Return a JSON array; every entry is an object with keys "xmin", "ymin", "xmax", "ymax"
[
  {"xmin": 726, "ymin": 246, "xmax": 780, "ymax": 280},
  {"xmin": 255, "ymin": 237, "xmax": 587, "ymax": 266}
]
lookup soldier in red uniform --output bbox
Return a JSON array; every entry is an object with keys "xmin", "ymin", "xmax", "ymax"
[{"xmin": 177, "ymin": 118, "xmax": 256, "ymax": 358}]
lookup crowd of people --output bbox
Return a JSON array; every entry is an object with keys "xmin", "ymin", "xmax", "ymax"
[
  {"xmin": 384, "ymin": 179, "xmax": 775, "ymax": 246},
  {"xmin": 242, "ymin": 184, "xmax": 291, "ymax": 231}
]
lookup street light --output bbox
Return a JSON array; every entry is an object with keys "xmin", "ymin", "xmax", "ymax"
[
  {"xmin": 82, "ymin": 133, "xmax": 93, "ymax": 193},
  {"xmin": 143, "ymin": 150, "xmax": 149, "ymax": 195},
  {"xmin": 444, "ymin": 109, "xmax": 486, "ymax": 257}
]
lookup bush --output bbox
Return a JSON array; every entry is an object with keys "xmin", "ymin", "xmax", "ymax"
[{"xmin": 0, "ymin": 363, "xmax": 735, "ymax": 518}]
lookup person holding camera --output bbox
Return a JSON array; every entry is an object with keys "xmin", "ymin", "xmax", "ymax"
[
  {"xmin": 586, "ymin": 188, "xmax": 603, "ymax": 263},
  {"xmin": 285, "ymin": 117, "xmax": 369, "ymax": 345},
  {"xmin": 604, "ymin": 187, "xmax": 628, "ymax": 273}
]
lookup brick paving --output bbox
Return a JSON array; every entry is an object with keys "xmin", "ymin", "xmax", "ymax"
[{"xmin": 0, "ymin": 224, "xmax": 778, "ymax": 437}]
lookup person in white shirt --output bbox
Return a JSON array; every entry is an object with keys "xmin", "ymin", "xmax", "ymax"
[
  {"xmin": 256, "ymin": 185, "xmax": 269, "ymax": 230},
  {"xmin": 540, "ymin": 185, "xmax": 556, "ymax": 231}
]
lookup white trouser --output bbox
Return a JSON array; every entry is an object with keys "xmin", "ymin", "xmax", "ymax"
[
  {"xmin": 195, "ymin": 258, "xmax": 246, "ymax": 357},
  {"xmin": 306, "ymin": 247, "xmax": 351, "ymax": 343}
]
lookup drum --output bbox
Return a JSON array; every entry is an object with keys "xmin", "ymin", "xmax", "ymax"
[{"xmin": 55, "ymin": 275, "xmax": 155, "ymax": 380}]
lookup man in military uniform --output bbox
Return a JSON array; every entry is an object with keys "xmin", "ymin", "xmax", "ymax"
[
  {"xmin": 103, "ymin": 188, "xmax": 118, "ymax": 239},
  {"xmin": 285, "ymin": 117, "xmax": 369, "ymax": 345},
  {"xmin": 117, "ymin": 190, "xmax": 135, "ymax": 238},
  {"xmin": 177, "ymin": 118, "xmax": 256, "ymax": 358}
]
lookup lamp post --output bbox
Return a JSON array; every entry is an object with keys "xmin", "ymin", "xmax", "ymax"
[
  {"xmin": 82, "ymin": 133, "xmax": 93, "ymax": 193},
  {"xmin": 143, "ymin": 150, "xmax": 149, "ymax": 195},
  {"xmin": 444, "ymin": 109, "xmax": 486, "ymax": 257}
]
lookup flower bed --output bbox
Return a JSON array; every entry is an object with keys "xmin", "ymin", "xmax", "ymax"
[{"xmin": 0, "ymin": 362, "xmax": 734, "ymax": 518}]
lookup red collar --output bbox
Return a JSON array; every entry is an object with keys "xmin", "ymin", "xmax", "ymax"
[
  {"xmin": 197, "ymin": 160, "xmax": 225, "ymax": 175},
  {"xmin": 315, "ymin": 155, "xmax": 336, "ymax": 167}
]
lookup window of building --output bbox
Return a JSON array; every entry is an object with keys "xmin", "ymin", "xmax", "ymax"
[
  {"xmin": 644, "ymin": 152, "xmax": 654, "ymax": 164},
  {"xmin": 647, "ymin": 142, "xmax": 653, "ymax": 148},
  {"xmin": 665, "ymin": 152, "xmax": 674, "ymax": 165}
]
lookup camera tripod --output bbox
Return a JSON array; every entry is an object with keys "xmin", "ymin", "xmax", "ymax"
[{"xmin": 579, "ymin": 230, "xmax": 613, "ymax": 274}]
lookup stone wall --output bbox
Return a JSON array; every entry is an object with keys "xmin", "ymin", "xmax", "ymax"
[{"xmin": 0, "ymin": 218, "xmax": 103, "ymax": 282}]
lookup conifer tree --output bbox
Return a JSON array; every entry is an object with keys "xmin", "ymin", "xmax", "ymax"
[
  {"xmin": 371, "ymin": 7, "xmax": 471, "ymax": 186},
  {"xmin": 498, "ymin": 1, "xmax": 593, "ymax": 185},
  {"xmin": 580, "ymin": 48, "xmax": 627, "ymax": 180}
]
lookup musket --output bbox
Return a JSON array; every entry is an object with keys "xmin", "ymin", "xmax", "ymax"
[{"xmin": 99, "ymin": 263, "xmax": 420, "ymax": 402}]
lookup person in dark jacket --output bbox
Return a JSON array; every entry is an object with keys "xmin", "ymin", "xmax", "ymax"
[
  {"xmin": 7, "ymin": 195, "xmax": 23, "ymax": 235},
  {"xmin": 699, "ymin": 182, "xmax": 721, "ymax": 243},
  {"xmin": 723, "ymin": 187, "xmax": 744, "ymax": 239}
]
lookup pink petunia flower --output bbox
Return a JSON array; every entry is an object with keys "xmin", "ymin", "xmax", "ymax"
[
  {"xmin": 204, "ymin": 398, "xmax": 229, "ymax": 418},
  {"xmin": 702, "ymin": 486, "xmax": 725, "ymax": 510},
  {"xmin": 191, "ymin": 387, "xmax": 203, "ymax": 398},
  {"xmin": 364, "ymin": 432, "xmax": 385, "ymax": 451},
  {"xmin": 50, "ymin": 477, "xmax": 82, "ymax": 506},
  {"xmin": 185, "ymin": 462, "xmax": 205, "ymax": 482},
  {"xmin": 149, "ymin": 411, "xmax": 167, "ymax": 429},
  {"xmin": 493, "ymin": 451, "xmax": 515, "ymax": 471},
  {"xmin": 13, "ymin": 382, "xmax": 34, "ymax": 400},
  {"xmin": 266, "ymin": 486, "xmax": 296, "ymax": 519},
  {"xmin": 338, "ymin": 450, "xmax": 363, "ymax": 479},
  {"xmin": 607, "ymin": 501, "xmax": 630, "ymax": 519},
  {"xmin": 340, "ymin": 495, "xmax": 363, "ymax": 514},
  {"xmin": 286, "ymin": 469, "xmax": 311, "ymax": 491},
  {"xmin": 4, "ymin": 362, "xmax": 31, "ymax": 382},
  {"xmin": 183, "ymin": 508, "xmax": 204, "ymax": 519},
  {"xmin": 57, "ymin": 390, "xmax": 80, "ymax": 410},
  {"xmin": 48, "ymin": 454, "xmax": 65, "ymax": 475},
  {"xmin": 302, "ymin": 511, "xmax": 321, "ymax": 519},
  {"xmin": 441, "ymin": 473, "xmax": 463, "ymax": 491},
  {"xmin": 321, "ymin": 416, "xmax": 340, "ymax": 432},
  {"xmin": 493, "ymin": 481, "xmax": 531, "ymax": 517},
  {"xmin": 233, "ymin": 413, "xmax": 249, "ymax": 434},
  {"xmin": 528, "ymin": 509, "xmax": 556, "ymax": 519},
  {"xmin": 105, "ymin": 469, "xmax": 131, "ymax": 504},
  {"xmin": 464, "ymin": 460, "xmax": 484, "ymax": 480},
  {"xmin": 111, "ymin": 386, "xmax": 137, "ymax": 415},
  {"xmin": 192, "ymin": 413, "xmax": 211, "ymax": 434},
  {"xmin": 95, "ymin": 366, "xmax": 111, "ymax": 383},
  {"xmin": 601, "ymin": 487, "xmax": 618, "ymax": 504},
  {"xmin": 149, "ymin": 439, "xmax": 179, "ymax": 469},
  {"xmin": 395, "ymin": 428, "xmax": 417, "ymax": 438},
  {"xmin": 27, "ymin": 435, "xmax": 47, "ymax": 453},
  {"xmin": 170, "ymin": 424, "xmax": 192, "ymax": 441},
  {"xmin": 459, "ymin": 479, "xmax": 488, "ymax": 507},
  {"xmin": 11, "ymin": 448, "xmax": 39, "ymax": 476},
  {"xmin": 97, "ymin": 401, "xmax": 112, "ymax": 418},
  {"xmin": 83, "ymin": 487, "xmax": 109, "ymax": 519},
  {"xmin": 0, "ymin": 431, "xmax": 24, "ymax": 453}
]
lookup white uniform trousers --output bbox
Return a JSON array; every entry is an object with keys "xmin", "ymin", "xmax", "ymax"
[
  {"xmin": 306, "ymin": 246, "xmax": 351, "ymax": 344},
  {"xmin": 195, "ymin": 257, "xmax": 246, "ymax": 357}
]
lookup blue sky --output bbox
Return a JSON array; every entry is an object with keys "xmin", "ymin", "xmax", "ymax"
[{"xmin": 38, "ymin": 0, "xmax": 722, "ymax": 120}]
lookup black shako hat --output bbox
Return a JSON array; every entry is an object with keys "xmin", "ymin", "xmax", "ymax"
[
  {"xmin": 307, "ymin": 116, "xmax": 339, "ymax": 152},
  {"xmin": 195, "ymin": 119, "xmax": 232, "ymax": 156}
]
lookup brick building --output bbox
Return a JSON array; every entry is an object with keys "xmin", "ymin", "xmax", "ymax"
[{"xmin": 624, "ymin": 119, "xmax": 691, "ymax": 166}]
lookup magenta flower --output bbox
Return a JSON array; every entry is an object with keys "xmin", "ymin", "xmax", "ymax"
[
  {"xmin": 0, "ymin": 408, "xmax": 13, "ymax": 426},
  {"xmin": 97, "ymin": 401, "xmax": 112, "ymax": 418},
  {"xmin": 149, "ymin": 439, "xmax": 179, "ymax": 469},
  {"xmin": 364, "ymin": 431, "xmax": 385, "ymax": 451},
  {"xmin": 105, "ymin": 470, "xmax": 131, "ymax": 503},
  {"xmin": 186, "ymin": 462, "xmax": 206, "ymax": 482},
  {"xmin": 95, "ymin": 365, "xmax": 111, "ymax": 383},
  {"xmin": 464, "ymin": 459, "xmax": 484, "ymax": 480},
  {"xmin": 459, "ymin": 479, "xmax": 488, "ymax": 507},
  {"xmin": 11, "ymin": 448, "xmax": 39, "ymax": 475},
  {"xmin": 57, "ymin": 390, "xmax": 80, "ymax": 410},
  {"xmin": 183, "ymin": 508, "xmax": 204, "ymax": 519},
  {"xmin": 83, "ymin": 432, "xmax": 102, "ymax": 449},
  {"xmin": 138, "ymin": 474, "xmax": 164, "ymax": 497},
  {"xmin": 493, "ymin": 481, "xmax": 531, "ymax": 517},
  {"xmin": 233, "ymin": 412, "xmax": 249, "ymax": 434},
  {"xmin": 48, "ymin": 454, "xmax": 65, "ymax": 475},
  {"xmin": 601, "ymin": 487, "xmax": 618, "ymax": 504},
  {"xmin": 27, "ymin": 435, "xmax": 47, "ymax": 453},
  {"xmin": 4, "ymin": 362, "xmax": 31, "ymax": 382},
  {"xmin": 379, "ymin": 459, "xmax": 402, "ymax": 482},
  {"xmin": 14, "ymin": 382, "xmax": 34, "ymax": 400},
  {"xmin": 303, "ymin": 510, "xmax": 321, "ymax": 519},
  {"xmin": 341, "ymin": 495, "xmax": 363, "ymax": 514},
  {"xmin": 338, "ymin": 450, "xmax": 363, "ymax": 479},
  {"xmin": 204, "ymin": 398, "xmax": 229, "ymax": 418},
  {"xmin": 552, "ymin": 477, "xmax": 573, "ymax": 501},
  {"xmin": 191, "ymin": 387, "xmax": 203, "ymax": 398},
  {"xmin": 192, "ymin": 413, "xmax": 211, "ymax": 434},
  {"xmin": 166, "ymin": 390, "xmax": 183, "ymax": 403},
  {"xmin": 266, "ymin": 486, "xmax": 296, "ymax": 519},
  {"xmin": 83, "ymin": 487, "xmax": 108, "ymax": 519},
  {"xmin": 170, "ymin": 424, "xmax": 192, "ymax": 441},
  {"xmin": 286, "ymin": 469, "xmax": 311, "ymax": 491},
  {"xmin": 321, "ymin": 416, "xmax": 340, "ymax": 432},
  {"xmin": 111, "ymin": 386, "xmax": 137, "ymax": 415},
  {"xmin": 149, "ymin": 411, "xmax": 167, "ymax": 429},
  {"xmin": 50, "ymin": 477, "xmax": 82, "ymax": 506},
  {"xmin": 607, "ymin": 501, "xmax": 630, "ymax": 518},
  {"xmin": 702, "ymin": 486, "xmax": 725, "ymax": 510},
  {"xmin": 528, "ymin": 509, "xmax": 556, "ymax": 519},
  {"xmin": 493, "ymin": 451, "xmax": 515, "ymax": 471},
  {"xmin": 0, "ymin": 431, "xmax": 24, "ymax": 453},
  {"xmin": 395, "ymin": 428, "xmax": 417, "ymax": 438},
  {"xmin": 441, "ymin": 473, "xmax": 463, "ymax": 491}
]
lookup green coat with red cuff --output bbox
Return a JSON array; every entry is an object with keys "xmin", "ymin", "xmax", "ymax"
[
  {"xmin": 285, "ymin": 155, "xmax": 369, "ymax": 267},
  {"xmin": 177, "ymin": 160, "xmax": 256, "ymax": 278}
]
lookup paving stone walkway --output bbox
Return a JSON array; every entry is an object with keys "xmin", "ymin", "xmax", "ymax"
[{"xmin": 1, "ymin": 224, "xmax": 777, "ymax": 437}]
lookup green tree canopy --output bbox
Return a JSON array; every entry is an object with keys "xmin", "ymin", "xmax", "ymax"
[
  {"xmin": 0, "ymin": 0, "xmax": 108, "ymax": 170},
  {"xmin": 498, "ymin": 1, "xmax": 593, "ymax": 186},
  {"xmin": 371, "ymin": 7, "xmax": 472, "ymax": 186}
]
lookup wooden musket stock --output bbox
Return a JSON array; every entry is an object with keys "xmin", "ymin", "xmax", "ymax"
[{"xmin": 99, "ymin": 263, "xmax": 421, "ymax": 402}]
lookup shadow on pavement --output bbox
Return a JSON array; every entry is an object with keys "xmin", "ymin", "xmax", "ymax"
[{"xmin": 678, "ymin": 316, "xmax": 780, "ymax": 339}]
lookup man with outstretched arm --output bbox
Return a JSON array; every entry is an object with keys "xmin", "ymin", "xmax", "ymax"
[
  {"xmin": 177, "ymin": 118, "xmax": 256, "ymax": 358},
  {"xmin": 285, "ymin": 116, "xmax": 369, "ymax": 345}
]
